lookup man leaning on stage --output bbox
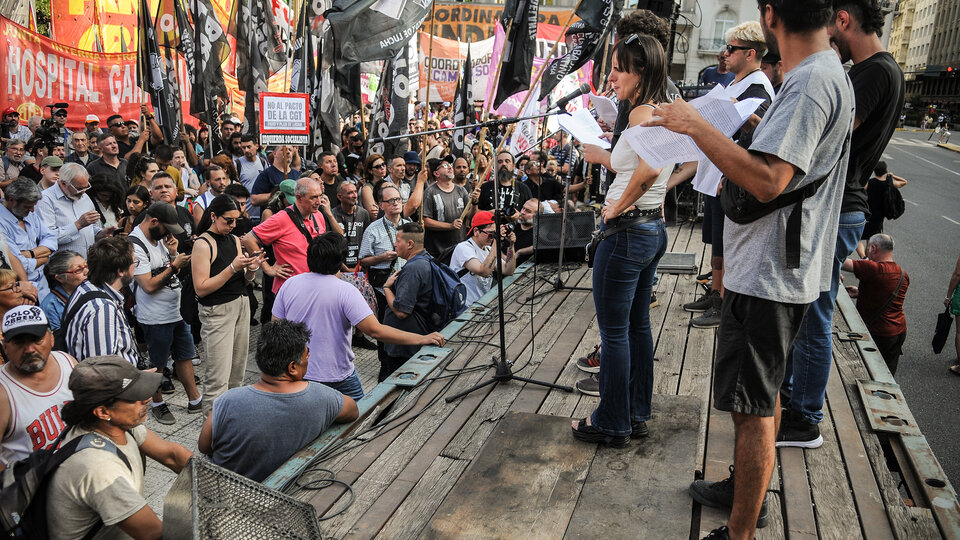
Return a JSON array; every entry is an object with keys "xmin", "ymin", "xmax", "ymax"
[{"xmin": 647, "ymin": 1, "xmax": 854, "ymax": 539}]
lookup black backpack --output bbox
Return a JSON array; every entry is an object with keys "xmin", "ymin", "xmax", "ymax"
[
  {"xmin": 424, "ymin": 260, "xmax": 468, "ymax": 331},
  {"xmin": 882, "ymin": 175, "xmax": 905, "ymax": 220},
  {"xmin": 52, "ymin": 290, "xmax": 114, "ymax": 352},
  {"xmin": 1, "ymin": 431, "xmax": 131, "ymax": 539}
]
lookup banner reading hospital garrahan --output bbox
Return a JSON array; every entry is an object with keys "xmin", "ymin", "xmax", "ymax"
[{"xmin": 0, "ymin": 17, "xmax": 144, "ymax": 126}]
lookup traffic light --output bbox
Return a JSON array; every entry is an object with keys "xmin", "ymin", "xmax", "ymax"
[{"xmin": 947, "ymin": 66, "xmax": 956, "ymax": 77}]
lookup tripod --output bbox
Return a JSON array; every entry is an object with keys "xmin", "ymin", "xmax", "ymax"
[
  {"xmin": 527, "ymin": 153, "xmax": 593, "ymax": 301},
  {"xmin": 444, "ymin": 124, "xmax": 573, "ymax": 403}
]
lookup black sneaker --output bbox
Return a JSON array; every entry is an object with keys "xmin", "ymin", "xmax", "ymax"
[
  {"xmin": 650, "ymin": 293, "xmax": 660, "ymax": 309},
  {"xmin": 776, "ymin": 409, "xmax": 823, "ymax": 449},
  {"xmin": 575, "ymin": 374, "xmax": 599, "ymax": 396},
  {"xmin": 688, "ymin": 465, "xmax": 769, "ymax": 528},
  {"xmin": 151, "ymin": 403, "xmax": 176, "ymax": 425},
  {"xmin": 701, "ymin": 527, "xmax": 730, "ymax": 540},
  {"xmin": 352, "ymin": 333, "xmax": 377, "ymax": 350},
  {"xmin": 187, "ymin": 401, "xmax": 203, "ymax": 414},
  {"xmin": 684, "ymin": 290, "xmax": 719, "ymax": 313},
  {"xmin": 576, "ymin": 346, "xmax": 601, "ymax": 373},
  {"xmin": 690, "ymin": 304, "xmax": 721, "ymax": 328},
  {"xmin": 631, "ymin": 420, "xmax": 649, "ymax": 439},
  {"xmin": 697, "ymin": 271, "xmax": 713, "ymax": 282},
  {"xmin": 160, "ymin": 377, "xmax": 175, "ymax": 394}
]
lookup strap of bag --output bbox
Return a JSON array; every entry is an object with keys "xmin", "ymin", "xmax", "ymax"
[
  {"xmin": 61, "ymin": 290, "xmax": 114, "ymax": 331},
  {"xmin": 283, "ymin": 206, "xmax": 318, "ymax": 243},
  {"xmin": 865, "ymin": 269, "xmax": 905, "ymax": 327}
]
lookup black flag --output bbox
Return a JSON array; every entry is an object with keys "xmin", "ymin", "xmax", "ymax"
[
  {"xmin": 182, "ymin": 0, "xmax": 229, "ymax": 125},
  {"xmin": 234, "ymin": 0, "xmax": 287, "ymax": 134},
  {"xmin": 451, "ymin": 46, "xmax": 474, "ymax": 158},
  {"xmin": 137, "ymin": 0, "xmax": 180, "ymax": 143},
  {"xmin": 367, "ymin": 44, "xmax": 412, "ymax": 158},
  {"xmin": 493, "ymin": 0, "xmax": 539, "ymax": 109},
  {"xmin": 291, "ymin": 4, "xmax": 325, "ymax": 161},
  {"xmin": 325, "ymin": 0, "xmax": 434, "ymax": 66}
]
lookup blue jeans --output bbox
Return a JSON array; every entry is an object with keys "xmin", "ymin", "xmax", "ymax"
[
  {"xmin": 591, "ymin": 219, "xmax": 667, "ymax": 436},
  {"xmin": 782, "ymin": 211, "xmax": 865, "ymax": 423},
  {"xmin": 142, "ymin": 320, "xmax": 197, "ymax": 371},
  {"xmin": 319, "ymin": 369, "xmax": 365, "ymax": 401}
]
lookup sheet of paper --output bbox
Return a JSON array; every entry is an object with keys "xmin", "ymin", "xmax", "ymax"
[
  {"xmin": 620, "ymin": 124, "xmax": 701, "ymax": 168},
  {"xmin": 589, "ymin": 94, "xmax": 619, "ymax": 127},
  {"xmin": 558, "ymin": 108, "xmax": 610, "ymax": 149},
  {"xmin": 692, "ymin": 156, "xmax": 723, "ymax": 196}
]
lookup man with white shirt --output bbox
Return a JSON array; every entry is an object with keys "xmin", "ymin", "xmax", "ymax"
[
  {"xmin": 683, "ymin": 21, "xmax": 774, "ymax": 329},
  {"xmin": 191, "ymin": 164, "xmax": 232, "ymax": 223},
  {"xmin": 450, "ymin": 211, "xmax": 517, "ymax": 306},
  {"xmin": 37, "ymin": 163, "xmax": 115, "ymax": 257},
  {"xmin": 234, "ymin": 134, "xmax": 267, "ymax": 221}
]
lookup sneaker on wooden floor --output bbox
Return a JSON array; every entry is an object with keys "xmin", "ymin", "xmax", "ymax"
[
  {"xmin": 576, "ymin": 346, "xmax": 601, "ymax": 373},
  {"xmin": 701, "ymin": 527, "xmax": 730, "ymax": 540},
  {"xmin": 684, "ymin": 290, "xmax": 719, "ymax": 313},
  {"xmin": 776, "ymin": 408, "xmax": 824, "ymax": 449},
  {"xmin": 575, "ymin": 374, "xmax": 599, "ymax": 396},
  {"xmin": 688, "ymin": 465, "xmax": 769, "ymax": 528},
  {"xmin": 690, "ymin": 305, "xmax": 721, "ymax": 328},
  {"xmin": 650, "ymin": 293, "xmax": 660, "ymax": 309}
]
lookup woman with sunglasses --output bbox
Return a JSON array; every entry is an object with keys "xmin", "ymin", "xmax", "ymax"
[
  {"xmin": 192, "ymin": 195, "xmax": 264, "ymax": 414},
  {"xmin": 360, "ymin": 154, "xmax": 388, "ymax": 219},
  {"xmin": 40, "ymin": 250, "xmax": 87, "ymax": 332},
  {"xmin": 572, "ymin": 34, "xmax": 673, "ymax": 447}
]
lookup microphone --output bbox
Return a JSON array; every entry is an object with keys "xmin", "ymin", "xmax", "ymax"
[{"xmin": 552, "ymin": 83, "xmax": 592, "ymax": 112}]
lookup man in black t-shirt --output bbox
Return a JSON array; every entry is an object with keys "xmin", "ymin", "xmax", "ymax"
[
  {"xmin": 779, "ymin": 0, "xmax": 905, "ymax": 449},
  {"xmin": 478, "ymin": 168, "xmax": 532, "ymax": 221},
  {"xmin": 513, "ymin": 199, "xmax": 539, "ymax": 265},
  {"xmin": 521, "ymin": 160, "xmax": 565, "ymax": 204},
  {"xmin": 331, "ymin": 182, "xmax": 371, "ymax": 268}
]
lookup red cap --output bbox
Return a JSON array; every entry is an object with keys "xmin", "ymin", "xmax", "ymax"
[
  {"xmin": 3, "ymin": 106, "xmax": 17, "ymax": 116},
  {"xmin": 470, "ymin": 211, "xmax": 495, "ymax": 235}
]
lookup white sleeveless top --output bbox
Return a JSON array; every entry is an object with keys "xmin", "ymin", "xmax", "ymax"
[
  {"xmin": 606, "ymin": 106, "xmax": 673, "ymax": 211},
  {"xmin": 0, "ymin": 351, "xmax": 74, "ymax": 466}
]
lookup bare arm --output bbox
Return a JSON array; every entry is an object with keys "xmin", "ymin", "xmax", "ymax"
[
  {"xmin": 403, "ymin": 170, "xmax": 428, "ymax": 218},
  {"xmin": 666, "ymin": 161, "xmax": 698, "ymax": 191},
  {"xmin": 198, "ymin": 414, "xmax": 213, "ymax": 456},
  {"xmin": 355, "ymin": 314, "xmax": 444, "ymax": 346},
  {"xmin": 360, "ymin": 185, "xmax": 379, "ymax": 219},
  {"xmin": 337, "ymin": 396, "xmax": 359, "ymax": 422},
  {"xmin": 140, "ymin": 429, "xmax": 192, "ymax": 473},
  {"xmin": 115, "ymin": 505, "xmax": 163, "ymax": 540},
  {"xmin": 841, "ymin": 258, "xmax": 855, "ymax": 273},
  {"xmin": 948, "ymin": 254, "xmax": 960, "ymax": 303},
  {"xmin": 891, "ymin": 174, "xmax": 908, "ymax": 188},
  {"xmin": 250, "ymin": 192, "xmax": 272, "ymax": 207}
]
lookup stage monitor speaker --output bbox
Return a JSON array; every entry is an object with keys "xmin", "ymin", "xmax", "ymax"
[
  {"xmin": 633, "ymin": 0, "xmax": 676, "ymax": 20},
  {"xmin": 533, "ymin": 211, "xmax": 596, "ymax": 263}
]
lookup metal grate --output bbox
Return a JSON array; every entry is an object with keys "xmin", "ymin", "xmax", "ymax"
[{"xmin": 164, "ymin": 457, "xmax": 322, "ymax": 539}]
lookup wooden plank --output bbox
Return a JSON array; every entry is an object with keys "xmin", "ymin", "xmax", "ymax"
[
  {"xmin": 564, "ymin": 395, "xmax": 701, "ymax": 540},
  {"xmin": 424, "ymin": 412, "xmax": 596, "ymax": 540},
  {"xmin": 825, "ymin": 358, "xmax": 895, "ymax": 539},
  {"xmin": 698, "ymin": 407, "xmax": 736, "ymax": 536},
  {"xmin": 779, "ymin": 448, "xmax": 818, "ymax": 539},
  {"xmin": 374, "ymin": 456, "xmax": 471, "ymax": 540}
]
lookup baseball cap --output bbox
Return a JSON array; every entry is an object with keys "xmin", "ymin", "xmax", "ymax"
[
  {"xmin": 2, "ymin": 305, "xmax": 49, "ymax": 341},
  {"xmin": 41, "ymin": 156, "xmax": 64, "ymax": 169},
  {"xmin": 761, "ymin": 51, "xmax": 780, "ymax": 64},
  {"xmin": 3, "ymin": 106, "xmax": 17, "ymax": 116},
  {"xmin": 69, "ymin": 355, "xmax": 163, "ymax": 404},
  {"xmin": 469, "ymin": 211, "xmax": 495, "ymax": 235},
  {"xmin": 279, "ymin": 179, "xmax": 297, "ymax": 205},
  {"xmin": 144, "ymin": 202, "xmax": 185, "ymax": 235},
  {"xmin": 403, "ymin": 150, "xmax": 421, "ymax": 165},
  {"xmin": 85, "ymin": 114, "xmax": 100, "ymax": 123},
  {"xmin": 53, "ymin": 107, "xmax": 68, "ymax": 117}
]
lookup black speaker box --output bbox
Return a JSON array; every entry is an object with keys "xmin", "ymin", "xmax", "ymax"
[
  {"xmin": 633, "ymin": 0, "xmax": 675, "ymax": 20},
  {"xmin": 533, "ymin": 211, "xmax": 596, "ymax": 262}
]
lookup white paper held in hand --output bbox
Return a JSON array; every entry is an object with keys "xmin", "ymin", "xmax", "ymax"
[
  {"xmin": 589, "ymin": 94, "xmax": 619, "ymax": 127},
  {"xmin": 557, "ymin": 108, "xmax": 610, "ymax": 150}
]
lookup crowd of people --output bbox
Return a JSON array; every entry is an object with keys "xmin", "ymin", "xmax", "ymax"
[{"xmin": 0, "ymin": 1, "xmax": 933, "ymax": 538}]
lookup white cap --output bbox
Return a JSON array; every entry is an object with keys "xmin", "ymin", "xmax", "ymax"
[{"xmin": 85, "ymin": 114, "xmax": 100, "ymax": 123}]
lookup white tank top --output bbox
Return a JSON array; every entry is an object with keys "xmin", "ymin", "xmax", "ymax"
[
  {"xmin": 606, "ymin": 105, "xmax": 673, "ymax": 211},
  {"xmin": 0, "ymin": 351, "xmax": 74, "ymax": 466}
]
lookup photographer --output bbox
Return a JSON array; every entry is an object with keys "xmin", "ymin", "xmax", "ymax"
[
  {"xmin": 51, "ymin": 107, "xmax": 72, "ymax": 151},
  {"xmin": 450, "ymin": 211, "xmax": 516, "ymax": 306}
]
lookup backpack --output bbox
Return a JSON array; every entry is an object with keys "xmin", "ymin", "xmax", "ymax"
[
  {"xmin": 1, "ymin": 431, "xmax": 132, "ymax": 539},
  {"xmin": 882, "ymin": 175, "xmax": 905, "ymax": 220},
  {"xmin": 424, "ymin": 260, "xmax": 468, "ymax": 331},
  {"xmin": 52, "ymin": 290, "xmax": 114, "ymax": 352}
]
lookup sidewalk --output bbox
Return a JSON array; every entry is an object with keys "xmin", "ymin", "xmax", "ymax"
[{"xmin": 937, "ymin": 142, "xmax": 960, "ymax": 153}]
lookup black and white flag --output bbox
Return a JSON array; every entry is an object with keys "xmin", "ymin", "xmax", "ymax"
[
  {"xmin": 235, "ymin": 0, "xmax": 288, "ymax": 134},
  {"xmin": 181, "ymin": 0, "xmax": 229, "ymax": 125},
  {"xmin": 367, "ymin": 43, "xmax": 413, "ymax": 158},
  {"xmin": 493, "ymin": 0, "xmax": 539, "ymax": 109},
  {"xmin": 137, "ymin": 0, "xmax": 180, "ymax": 143},
  {"xmin": 451, "ymin": 45, "xmax": 474, "ymax": 158},
  {"xmin": 539, "ymin": 0, "xmax": 620, "ymax": 100},
  {"xmin": 325, "ymin": 0, "xmax": 433, "ymax": 66}
]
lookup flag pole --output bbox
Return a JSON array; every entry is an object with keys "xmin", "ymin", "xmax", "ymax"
[{"xmin": 418, "ymin": 0, "xmax": 438, "ymax": 226}]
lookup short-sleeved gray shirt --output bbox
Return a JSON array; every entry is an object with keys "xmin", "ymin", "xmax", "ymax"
[{"xmin": 723, "ymin": 50, "xmax": 855, "ymax": 305}]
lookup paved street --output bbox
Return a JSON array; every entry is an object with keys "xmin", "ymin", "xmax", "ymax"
[{"xmin": 871, "ymin": 129, "xmax": 960, "ymax": 488}]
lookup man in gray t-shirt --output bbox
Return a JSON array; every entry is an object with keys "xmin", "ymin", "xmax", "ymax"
[
  {"xmin": 198, "ymin": 319, "xmax": 358, "ymax": 482},
  {"xmin": 648, "ymin": 2, "xmax": 853, "ymax": 538}
]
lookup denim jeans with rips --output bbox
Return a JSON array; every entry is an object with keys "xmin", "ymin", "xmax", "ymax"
[
  {"xmin": 782, "ymin": 211, "xmax": 866, "ymax": 423},
  {"xmin": 591, "ymin": 219, "xmax": 667, "ymax": 436}
]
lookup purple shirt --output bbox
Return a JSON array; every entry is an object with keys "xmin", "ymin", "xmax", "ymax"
[{"xmin": 272, "ymin": 273, "xmax": 374, "ymax": 382}]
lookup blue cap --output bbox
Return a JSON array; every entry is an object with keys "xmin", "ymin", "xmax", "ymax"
[{"xmin": 403, "ymin": 151, "xmax": 421, "ymax": 165}]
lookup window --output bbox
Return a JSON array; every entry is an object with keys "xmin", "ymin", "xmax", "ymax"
[{"xmin": 714, "ymin": 9, "xmax": 737, "ymax": 43}]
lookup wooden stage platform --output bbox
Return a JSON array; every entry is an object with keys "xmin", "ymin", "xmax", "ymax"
[{"xmin": 263, "ymin": 221, "xmax": 960, "ymax": 539}]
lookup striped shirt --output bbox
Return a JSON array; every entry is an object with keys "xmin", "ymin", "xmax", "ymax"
[{"xmin": 64, "ymin": 281, "xmax": 139, "ymax": 365}]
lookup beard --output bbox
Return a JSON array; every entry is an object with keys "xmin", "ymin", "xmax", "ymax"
[
  {"xmin": 147, "ymin": 225, "xmax": 166, "ymax": 241},
  {"xmin": 120, "ymin": 271, "xmax": 135, "ymax": 287},
  {"xmin": 17, "ymin": 352, "xmax": 47, "ymax": 373}
]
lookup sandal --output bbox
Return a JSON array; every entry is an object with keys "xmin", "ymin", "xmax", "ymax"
[
  {"xmin": 571, "ymin": 418, "xmax": 629, "ymax": 447},
  {"xmin": 949, "ymin": 364, "xmax": 960, "ymax": 376}
]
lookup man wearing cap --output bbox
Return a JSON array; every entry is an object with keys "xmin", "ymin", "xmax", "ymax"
[
  {"xmin": 1, "ymin": 107, "xmax": 31, "ymax": 144},
  {"xmin": 450, "ymin": 211, "xmax": 517, "ymax": 306},
  {"xmin": 37, "ymin": 156, "xmax": 63, "ymax": 191},
  {"xmin": 84, "ymin": 114, "xmax": 103, "ymax": 137},
  {"xmin": 130, "ymin": 202, "xmax": 201, "ymax": 425},
  {"xmin": 85, "ymin": 134, "xmax": 129, "ymax": 189},
  {"xmin": 46, "ymin": 355, "xmax": 192, "ymax": 539},
  {"xmin": 198, "ymin": 318, "xmax": 359, "ymax": 482},
  {"xmin": 64, "ymin": 132, "xmax": 93, "ymax": 166},
  {"xmin": 105, "ymin": 114, "xmax": 148, "ymax": 161},
  {"xmin": 250, "ymin": 145, "xmax": 301, "ymax": 209},
  {"xmin": 0, "ymin": 178, "xmax": 58, "ymax": 301},
  {"xmin": 760, "ymin": 52, "xmax": 783, "ymax": 92},
  {"xmin": 423, "ymin": 158, "xmax": 473, "ymax": 257},
  {"xmin": 38, "ymin": 163, "xmax": 115, "ymax": 257},
  {"xmin": 243, "ymin": 177, "xmax": 327, "ymax": 295},
  {"xmin": 51, "ymin": 107, "xmax": 72, "ymax": 150},
  {"xmin": 0, "ymin": 305, "xmax": 77, "ymax": 470}
]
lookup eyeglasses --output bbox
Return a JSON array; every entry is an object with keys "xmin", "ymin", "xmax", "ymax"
[
  {"xmin": 382, "ymin": 197, "xmax": 402, "ymax": 205},
  {"xmin": 108, "ymin": 122, "xmax": 123, "ymax": 128},
  {"xmin": 62, "ymin": 264, "xmax": 88, "ymax": 275},
  {"xmin": 725, "ymin": 44, "xmax": 753, "ymax": 55},
  {"xmin": 479, "ymin": 228, "xmax": 496, "ymax": 236},
  {"xmin": 0, "ymin": 281, "xmax": 21, "ymax": 293},
  {"xmin": 372, "ymin": 162, "xmax": 386, "ymax": 169},
  {"xmin": 219, "ymin": 216, "xmax": 237, "ymax": 225},
  {"xmin": 68, "ymin": 179, "xmax": 90, "ymax": 194}
]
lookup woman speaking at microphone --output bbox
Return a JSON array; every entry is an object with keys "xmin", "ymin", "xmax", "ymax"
[{"xmin": 572, "ymin": 33, "xmax": 674, "ymax": 447}]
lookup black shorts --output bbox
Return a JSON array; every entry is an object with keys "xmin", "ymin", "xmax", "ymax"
[
  {"xmin": 701, "ymin": 195, "xmax": 724, "ymax": 258},
  {"xmin": 713, "ymin": 290, "xmax": 808, "ymax": 417}
]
